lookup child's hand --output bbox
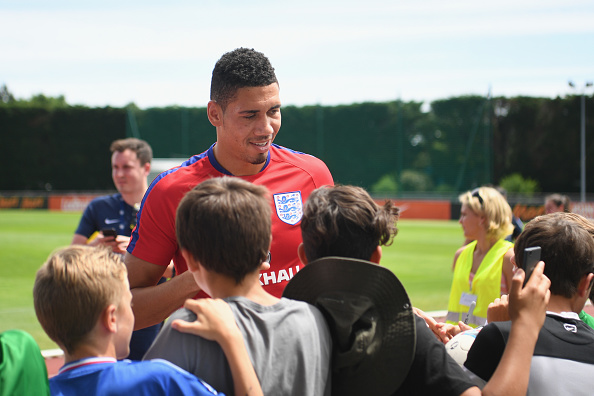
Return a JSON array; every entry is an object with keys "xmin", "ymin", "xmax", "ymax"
[
  {"xmin": 487, "ymin": 294, "xmax": 511, "ymax": 323},
  {"xmin": 172, "ymin": 298, "xmax": 241, "ymax": 345},
  {"xmin": 508, "ymin": 261, "xmax": 551, "ymax": 332}
]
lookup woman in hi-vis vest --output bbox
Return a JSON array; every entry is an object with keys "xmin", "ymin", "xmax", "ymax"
[{"xmin": 446, "ymin": 187, "xmax": 515, "ymax": 328}]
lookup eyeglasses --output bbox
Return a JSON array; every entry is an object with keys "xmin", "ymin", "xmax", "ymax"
[{"xmin": 471, "ymin": 188, "xmax": 484, "ymax": 207}]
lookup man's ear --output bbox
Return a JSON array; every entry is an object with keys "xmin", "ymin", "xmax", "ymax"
[
  {"xmin": 207, "ymin": 100, "xmax": 223, "ymax": 127},
  {"xmin": 369, "ymin": 245, "xmax": 382, "ymax": 264},
  {"xmin": 578, "ymin": 273, "xmax": 594, "ymax": 298},
  {"xmin": 297, "ymin": 243, "xmax": 308, "ymax": 265},
  {"xmin": 143, "ymin": 161, "xmax": 151, "ymax": 176}
]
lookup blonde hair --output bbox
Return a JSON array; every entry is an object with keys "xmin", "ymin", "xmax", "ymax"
[
  {"xmin": 459, "ymin": 186, "xmax": 513, "ymax": 241},
  {"xmin": 33, "ymin": 245, "xmax": 127, "ymax": 354}
]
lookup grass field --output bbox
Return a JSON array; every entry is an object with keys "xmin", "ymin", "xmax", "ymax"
[{"xmin": 0, "ymin": 210, "xmax": 463, "ymax": 351}]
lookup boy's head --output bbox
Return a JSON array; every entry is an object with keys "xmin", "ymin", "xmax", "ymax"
[
  {"xmin": 33, "ymin": 245, "xmax": 133, "ymax": 357},
  {"xmin": 300, "ymin": 185, "xmax": 399, "ymax": 263},
  {"xmin": 210, "ymin": 48, "xmax": 278, "ymax": 111},
  {"xmin": 176, "ymin": 177, "xmax": 271, "ymax": 284},
  {"xmin": 514, "ymin": 212, "xmax": 594, "ymax": 298}
]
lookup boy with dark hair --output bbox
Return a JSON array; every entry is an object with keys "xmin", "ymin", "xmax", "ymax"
[
  {"xmin": 285, "ymin": 184, "xmax": 551, "ymax": 396},
  {"xmin": 34, "ymin": 245, "xmax": 263, "ymax": 396},
  {"xmin": 464, "ymin": 213, "xmax": 594, "ymax": 395},
  {"xmin": 144, "ymin": 177, "xmax": 331, "ymax": 396},
  {"xmin": 126, "ymin": 47, "xmax": 333, "ymax": 331},
  {"xmin": 299, "ymin": 184, "xmax": 399, "ymax": 263}
]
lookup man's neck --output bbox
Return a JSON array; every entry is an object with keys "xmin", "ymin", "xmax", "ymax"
[
  {"xmin": 212, "ymin": 144, "xmax": 265, "ymax": 176},
  {"xmin": 120, "ymin": 185, "xmax": 148, "ymax": 207}
]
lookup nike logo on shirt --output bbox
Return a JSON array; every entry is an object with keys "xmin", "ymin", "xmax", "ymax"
[{"xmin": 104, "ymin": 219, "xmax": 119, "ymax": 224}]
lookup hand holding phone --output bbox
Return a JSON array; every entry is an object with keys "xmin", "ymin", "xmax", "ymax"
[
  {"xmin": 522, "ymin": 246, "xmax": 541, "ymax": 286},
  {"xmin": 101, "ymin": 228, "xmax": 118, "ymax": 239}
]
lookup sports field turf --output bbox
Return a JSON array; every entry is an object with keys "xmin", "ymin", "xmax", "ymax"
[{"xmin": 0, "ymin": 209, "xmax": 463, "ymax": 350}]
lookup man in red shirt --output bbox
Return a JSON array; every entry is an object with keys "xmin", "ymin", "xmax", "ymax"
[{"xmin": 125, "ymin": 48, "xmax": 333, "ymax": 330}]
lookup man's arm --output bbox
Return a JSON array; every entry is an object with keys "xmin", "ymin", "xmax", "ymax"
[
  {"xmin": 71, "ymin": 234, "xmax": 89, "ymax": 245},
  {"xmin": 125, "ymin": 253, "xmax": 200, "ymax": 330},
  {"xmin": 72, "ymin": 232, "xmax": 129, "ymax": 254}
]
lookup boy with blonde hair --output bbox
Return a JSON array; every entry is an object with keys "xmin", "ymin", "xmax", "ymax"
[{"xmin": 34, "ymin": 245, "xmax": 262, "ymax": 396}]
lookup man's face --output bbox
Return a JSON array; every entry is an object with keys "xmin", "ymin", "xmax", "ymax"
[
  {"xmin": 114, "ymin": 278, "xmax": 135, "ymax": 359},
  {"xmin": 211, "ymin": 83, "xmax": 281, "ymax": 176},
  {"xmin": 111, "ymin": 149, "xmax": 149, "ymax": 196}
]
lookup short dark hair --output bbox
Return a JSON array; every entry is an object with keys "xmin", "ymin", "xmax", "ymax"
[
  {"xmin": 514, "ymin": 213, "xmax": 594, "ymax": 298},
  {"xmin": 210, "ymin": 48, "xmax": 278, "ymax": 110},
  {"xmin": 176, "ymin": 177, "xmax": 271, "ymax": 284},
  {"xmin": 301, "ymin": 185, "xmax": 399, "ymax": 262},
  {"xmin": 110, "ymin": 138, "xmax": 152, "ymax": 165}
]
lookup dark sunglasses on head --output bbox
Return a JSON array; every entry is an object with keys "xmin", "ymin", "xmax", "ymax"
[{"xmin": 471, "ymin": 188, "xmax": 484, "ymax": 207}]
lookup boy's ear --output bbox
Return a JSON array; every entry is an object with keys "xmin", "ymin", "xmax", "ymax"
[
  {"xmin": 181, "ymin": 248, "xmax": 199, "ymax": 272},
  {"xmin": 101, "ymin": 304, "xmax": 118, "ymax": 334},
  {"xmin": 578, "ymin": 273, "xmax": 594, "ymax": 298},
  {"xmin": 297, "ymin": 243, "xmax": 308, "ymax": 265},
  {"xmin": 369, "ymin": 246, "xmax": 382, "ymax": 264}
]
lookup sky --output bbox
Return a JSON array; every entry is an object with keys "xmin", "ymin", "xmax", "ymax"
[{"xmin": 2, "ymin": 0, "xmax": 593, "ymax": 109}]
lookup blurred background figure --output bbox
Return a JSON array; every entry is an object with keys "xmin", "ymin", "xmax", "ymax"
[
  {"xmin": 447, "ymin": 187, "xmax": 514, "ymax": 328},
  {"xmin": 70, "ymin": 137, "xmax": 165, "ymax": 360},
  {"xmin": 71, "ymin": 138, "xmax": 152, "ymax": 254},
  {"xmin": 544, "ymin": 193, "xmax": 572, "ymax": 214},
  {"xmin": 495, "ymin": 186, "xmax": 523, "ymax": 242}
]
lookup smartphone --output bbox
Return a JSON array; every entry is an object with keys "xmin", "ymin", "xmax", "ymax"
[
  {"xmin": 522, "ymin": 246, "xmax": 541, "ymax": 285},
  {"xmin": 101, "ymin": 228, "xmax": 118, "ymax": 239}
]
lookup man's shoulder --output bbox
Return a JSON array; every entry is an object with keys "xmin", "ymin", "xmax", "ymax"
[
  {"xmin": 151, "ymin": 153, "xmax": 210, "ymax": 183},
  {"xmin": 87, "ymin": 193, "xmax": 121, "ymax": 207},
  {"xmin": 266, "ymin": 144, "xmax": 333, "ymax": 190},
  {"xmin": 270, "ymin": 144, "xmax": 330, "ymax": 172},
  {"xmin": 144, "ymin": 153, "xmax": 216, "ymax": 198}
]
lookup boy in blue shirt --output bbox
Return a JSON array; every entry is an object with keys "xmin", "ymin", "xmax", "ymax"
[{"xmin": 33, "ymin": 245, "xmax": 262, "ymax": 396}]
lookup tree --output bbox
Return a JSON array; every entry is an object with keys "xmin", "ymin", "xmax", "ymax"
[
  {"xmin": 0, "ymin": 84, "xmax": 15, "ymax": 104},
  {"xmin": 499, "ymin": 173, "xmax": 540, "ymax": 196}
]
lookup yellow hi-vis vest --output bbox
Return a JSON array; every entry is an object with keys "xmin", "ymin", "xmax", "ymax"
[{"xmin": 446, "ymin": 239, "xmax": 513, "ymax": 328}]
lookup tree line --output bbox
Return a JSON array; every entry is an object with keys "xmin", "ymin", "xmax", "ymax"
[{"xmin": 1, "ymin": 84, "xmax": 592, "ymax": 198}]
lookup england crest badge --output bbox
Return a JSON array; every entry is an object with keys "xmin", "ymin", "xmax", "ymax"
[{"xmin": 273, "ymin": 191, "xmax": 303, "ymax": 225}]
